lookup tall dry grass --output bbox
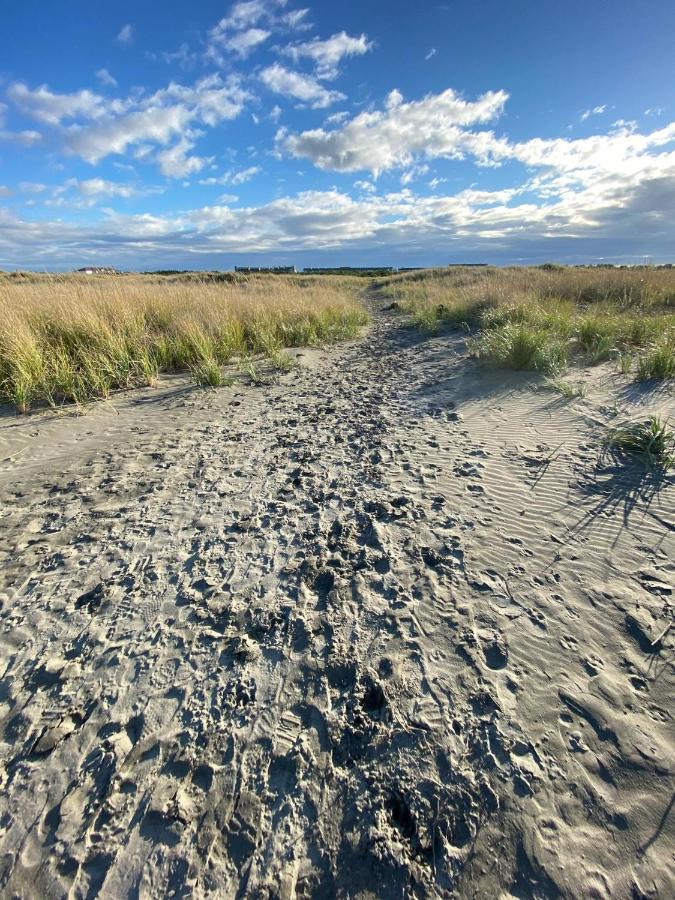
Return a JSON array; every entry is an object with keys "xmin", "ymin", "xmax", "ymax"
[
  {"xmin": 383, "ymin": 266, "xmax": 675, "ymax": 378},
  {"xmin": 0, "ymin": 273, "xmax": 368, "ymax": 412}
]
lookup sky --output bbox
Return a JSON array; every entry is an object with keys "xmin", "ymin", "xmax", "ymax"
[{"xmin": 1, "ymin": 0, "xmax": 675, "ymax": 270}]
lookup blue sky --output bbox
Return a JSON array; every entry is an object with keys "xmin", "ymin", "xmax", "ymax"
[{"xmin": 1, "ymin": 0, "xmax": 674, "ymax": 269}]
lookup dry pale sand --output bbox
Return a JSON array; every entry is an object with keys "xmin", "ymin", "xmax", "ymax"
[{"xmin": 0, "ymin": 295, "xmax": 673, "ymax": 899}]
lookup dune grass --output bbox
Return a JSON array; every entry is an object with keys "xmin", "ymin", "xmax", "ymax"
[
  {"xmin": 607, "ymin": 416, "xmax": 675, "ymax": 471},
  {"xmin": 382, "ymin": 266, "xmax": 675, "ymax": 380},
  {"xmin": 0, "ymin": 273, "xmax": 368, "ymax": 412}
]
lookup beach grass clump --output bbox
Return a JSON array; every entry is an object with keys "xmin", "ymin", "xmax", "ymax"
[
  {"xmin": 191, "ymin": 358, "xmax": 229, "ymax": 388},
  {"xmin": 469, "ymin": 323, "xmax": 568, "ymax": 374},
  {"xmin": 636, "ymin": 341, "xmax": 675, "ymax": 381},
  {"xmin": 545, "ymin": 377, "xmax": 587, "ymax": 399},
  {"xmin": 607, "ymin": 416, "xmax": 675, "ymax": 471},
  {"xmin": 0, "ymin": 273, "xmax": 368, "ymax": 412}
]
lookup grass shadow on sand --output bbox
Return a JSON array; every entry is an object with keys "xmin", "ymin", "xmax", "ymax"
[{"xmin": 573, "ymin": 451, "xmax": 674, "ymax": 541}]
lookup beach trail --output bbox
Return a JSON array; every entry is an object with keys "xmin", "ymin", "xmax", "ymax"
[{"xmin": 0, "ymin": 293, "xmax": 673, "ymax": 898}]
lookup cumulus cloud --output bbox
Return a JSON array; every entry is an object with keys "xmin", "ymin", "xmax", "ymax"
[
  {"xmin": 5, "ymin": 164, "xmax": 675, "ymax": 270},
  {"xmin": 207, "ymin": 0, "xmax": 302, "ymax": 63},
  {"xmin": 283, "ymin": 31, "xmax": 373, "ymax": 79},
  {"xmin": 117, "ymin": 24, "xmax": 134, "ymax": 46},
  {"xmin": 7, "ymin": 82, "xmax": 113, "ymax": 125},
  {"xmin": 260, "ymin": 63, "xmax": 345, "ymax": 108},
  {"xmin": 46, "ymin": 177, "xmax": 159, "ymax": 206},
  {"xmin": 66, "ymin": 106, "xmax": 193, "ymax": 163},
  {"xmin": 284, "ymin": 87, "xmax": 509, "ymax": 173},
  {"xmin": 223, "ymin": 27, "xmax": 271, "ymax": 57},
  {"xmin": 9, "ymin": 75, "xmax": 248, "ymax": 169},
  {"xmin": 156, "ymin": 136, "xmax": 213, "ymax": 178}
]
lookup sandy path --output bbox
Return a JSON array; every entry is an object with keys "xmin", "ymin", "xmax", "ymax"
[{"xmin": 0, "ymin": 294, "xmax": 673, "ymax": 898}]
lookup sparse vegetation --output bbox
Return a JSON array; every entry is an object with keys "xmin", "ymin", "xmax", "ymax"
[
  {"xmin": 0, "ymin": 273, "xmax": 368, "ymax": 411},
  {"xmin": 545, "ymin": 377, "xmax": 587, "ymax": 399},
  {"xmin": 607, "ymin": 416, "xmax": 675, "ymax": 471},
  {"xmin": 636, "ymin": 342, "xmax": 675, "ymax": 381},
  {"xmin": 382, "ymin": 266, "xmax": 675, "ymax": 379}
]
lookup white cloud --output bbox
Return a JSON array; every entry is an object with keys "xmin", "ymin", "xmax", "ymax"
[
  {"xmin": 0, "ymin": 185, "xmax": 11, "ymax": 197},
  {"xmin": 66, "ymin": 106, "xmax": 193, "ymax": 163},
  {"xmin": 19, "ymin": 181, "xmax": 47, "ymax": 193},
  {"xmin": 260, "ymin": 63, "xmax": 345, "ymax": 108},
  {"xmin": 224, "ymin": 27, "xmax": 271, "ymax": 57},
  {"xmin": 46, "ymin": 177, "xmax": 158, "ymax": 207},
  {"xmin": 9, "ymin": 75, "xmax": 248, "ymax": 169},
  {"xmin": 283, "ymin": 31, "xmax": 373, "ymax": 79},
  {"xmin": 214, "ymin": 0, "xmax": 272, "ymax": 31},
  {"xmin": 206, "ymin": 1, "xmax": 300, "ymax": 63},
  {"xmin": 580, "ymin": 104, "xmax": 607, "ymax": 122},
  {"xmin": 5, "ymin": 158, "xmax": 675, "ymax": 269},
  {"xmin": 325, "ymin": 110, "xmax": 348, "ymax": 125},
  {"xmin": 284, "ymin": 87, "xmax": 509, "ymax": 173},
  {"xmin": 0, "ymin": 127, "xmax": 42, "ymax": 145},
  {"xmin": 117, "ymin": 24, "xmax": 134, "ymax": 46},
  {"xmin": 283, "ymin": 8, "xmax": 310, "ymax": 29},
  {"xmin": 156, "ymin": 136, "xmax": 213, "ymax": 178},
  {"xmin": 96, "ymin": 68, "xmax": 118, "ymax": 88},
  {"xmin": 73, "ymin": 178, "xmax": 139, "ymax": 198},
  {"xmin": 400, "ymin": 164, "xmax": 429, "ymax": 185},
  {"xmin": 425, "ymin": 48, "xmax": 437, "ymax": 61},
  {"xmin": 199, "ymin": 165, "xmax": 261, "ymax": 186},
  {"xmin": 7, "ymin": 82, "xmax": 112, "ymax": 125},
  {"xmin": 149, "ymin": 75, "xmax": 249, "ymax": 126}
]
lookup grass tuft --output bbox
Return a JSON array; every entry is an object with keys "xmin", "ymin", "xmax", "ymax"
[
  {"xmin": 607, "ymin": 416, "xmax": 675, "ymax": 470},
  {"xmin": 469, "ymin": 324, "xmax": 567, "ymax": 374},
  {"xmin": 545, "ymin": 377, "xmax": 587, "ymax": 399},
  {"xmin": 636, "ymin": 343, "xmax": 675, "ymax": 381},
  {"xmin": 191, "ymin": 358, "xmax": 228, "ymax": 388}
]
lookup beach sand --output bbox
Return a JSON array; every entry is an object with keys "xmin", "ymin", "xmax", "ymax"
[{"xmin": 0, "ymin": 296, "xmax": 673, "ymax": 898}]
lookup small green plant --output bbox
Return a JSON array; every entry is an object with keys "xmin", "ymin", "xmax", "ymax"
[
  {"xmin": 636, "ymin": 343, "xmax": 675, "ymax": 381},
  {"xmin": 607, "ymin": 416, "xmax": 675, "ymax": 470},
  {"xmin": 617, "ymin": 350, "xmax": 633, "ymax": 375},
  {"xmin": 470, "ymin": 324, "xmax": 567, "ymax": 374},
  {"xmin": 191, "ymin": 358, "xmax": 226, "ymax": 387},
  {"xmin": 545, "ymin": 377, "xmax": 587, "ymax": 399},
  {"xmin": 269, "ymin": 350, "xmax": 298, "ymax": 373}
]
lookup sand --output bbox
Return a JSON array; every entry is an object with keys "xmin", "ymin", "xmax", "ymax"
[{"xmin": 0, "ymin": 295, "xmax": 673, "ymax": 898}]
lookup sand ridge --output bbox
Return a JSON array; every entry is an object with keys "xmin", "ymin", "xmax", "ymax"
[{"xmin": 0, "ymin": 295, "xmax": 673, "ymax": 898}]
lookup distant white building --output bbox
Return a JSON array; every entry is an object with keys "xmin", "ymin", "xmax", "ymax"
[{"xmin": 75, "ymin": 266, "xmax": 120, "ymax": 275}]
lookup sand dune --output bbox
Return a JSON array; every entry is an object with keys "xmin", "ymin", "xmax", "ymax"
[{"xmin": 0, "ymin": 296, "xmax": 673, "ymax": 898}]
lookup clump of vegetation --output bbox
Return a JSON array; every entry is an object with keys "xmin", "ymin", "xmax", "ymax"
[
  {"xmin": 0, "ymin": 274, "xmax": 368, "ymax": 412},
  {"xmin": 545, "ymin": 377, "xmax": 587, "ymax": 399},
  {"xmin": 380, "ymin": 266, "xmax": 674, "ymax": 381},
  {"xmin": 191, "ymin": 358, "xmax": 228, "ymax": 388},
  {"xmin": 607, "ymin": 416, "xmax": 675, "ymax": 471},
  {"xmin": 636, "ymin": 342, "xmax": 675, "ymax": 381},
  {"xmin": 469, "ymin": 323, "xmax": 567, "ymax": 374}
]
